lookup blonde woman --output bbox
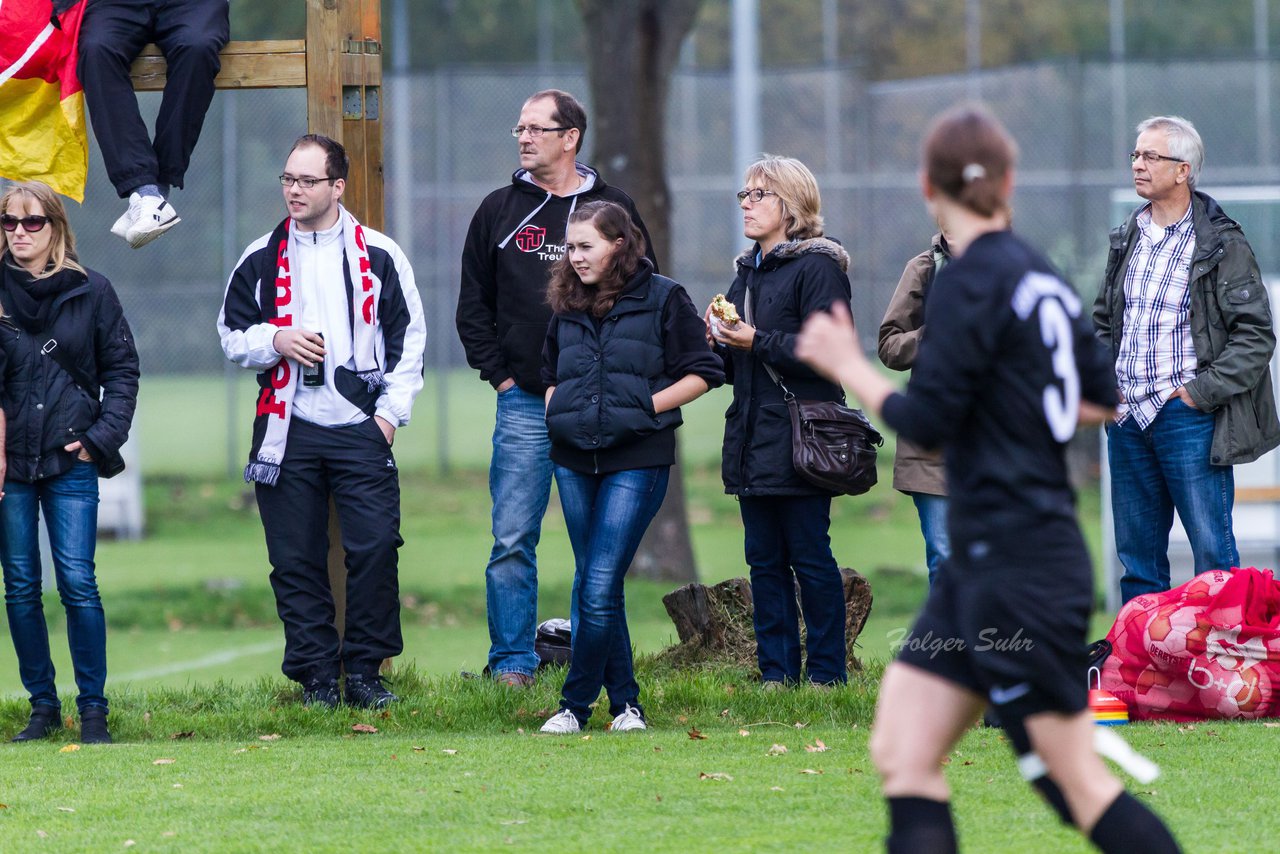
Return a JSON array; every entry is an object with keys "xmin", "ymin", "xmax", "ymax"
[
  {"xmin": 706, "ymin": 155, "xmax": 853, "ymax": 688},
  {"xmin": 0, "ymin": 181, "xmax": 139, "ymax": 744}
]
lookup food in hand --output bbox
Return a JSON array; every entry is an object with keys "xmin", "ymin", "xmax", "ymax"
[{"xmin": 710, "ymin": 294, "xmax": 740, "ymax": 327}]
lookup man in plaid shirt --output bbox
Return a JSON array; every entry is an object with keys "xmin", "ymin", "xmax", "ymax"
[{"xmin": 1094, "ymin": 115, "xmax": 1280, "ymax": 604}]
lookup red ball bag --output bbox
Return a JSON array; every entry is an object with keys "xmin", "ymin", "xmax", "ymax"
[{"xmin": 1100, "ymin": 568, "xmax": 1280, "ymax": 720}]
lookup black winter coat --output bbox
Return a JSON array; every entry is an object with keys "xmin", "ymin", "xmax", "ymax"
[
  {"xmin": 544, "ymin": 263, "xmax": 724, "ymax": 474},
  {"xmin": 0, "ymin": 264, "xmax": 139, "ymax": 483},
  {"xmin": 719, "ymin": 238, "xmax": 852, "ymax": 496}
]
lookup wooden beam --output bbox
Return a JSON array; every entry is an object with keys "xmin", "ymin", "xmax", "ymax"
[
  {"xmin": 306, "ymin": 0, "xmax": 344, "ymax": 139},
  {"xmin": 130, "ymin": 41, "xmax": 306, "ymax": 91}
]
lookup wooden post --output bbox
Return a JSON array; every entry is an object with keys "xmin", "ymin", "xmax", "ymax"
[
  {"xmin": 304, "ymin": 0, "xmax": 385, "ymax": 646},
  {"xmin": 132, "ymin": 0, "xmax": 385, "ymax": 655}
]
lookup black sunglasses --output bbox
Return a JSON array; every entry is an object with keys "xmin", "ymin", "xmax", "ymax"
[{"xmin": 0, "ymin": 214, "xmax": 50, "ymax": 233}]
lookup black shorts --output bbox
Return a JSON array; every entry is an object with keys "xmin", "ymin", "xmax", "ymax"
[{"xmin": 894, "ymin": 521, "xmax": 1093, "ymax": 718}]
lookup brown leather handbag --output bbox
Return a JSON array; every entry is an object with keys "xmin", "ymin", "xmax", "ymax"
[{"xmin": 773, "ymin": 370, "xmax": 882, "ymax": 496}]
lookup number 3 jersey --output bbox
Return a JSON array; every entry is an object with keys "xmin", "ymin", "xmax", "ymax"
[{"xmin": 881, "ymin": 230, "xmax": 1117, "ymax": 543}]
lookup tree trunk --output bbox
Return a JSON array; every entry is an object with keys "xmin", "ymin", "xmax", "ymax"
[
  {"xmin": 660, "ymin": 569, "xmax": 874, "ymax": 672},
  {"xmin": 577, "ymin": 0, "xmax": 706, "ymax": 583}
]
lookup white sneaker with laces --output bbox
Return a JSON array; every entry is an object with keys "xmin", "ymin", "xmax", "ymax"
[
  {"xmin": 610, "ymin": 704, "xmax": 647, "ymax": 732},
  {"xmin": 125, "ymin": 195, "xmax": 180, "ymax": 248},
  {"xmin": 539, "ymin": 709, "xmax": 581, "ymax": 734},
  {"xmin": 110, "ymin": 192, "xmax": 145, "ymax": 241}
]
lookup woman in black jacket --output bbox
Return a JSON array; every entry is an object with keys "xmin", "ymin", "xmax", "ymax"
[
  {"xmin": 538, "ymin": 201, "xmax": 723, "ymax": 734},
  {"xmin": 708, "ymin": 155, "xmax": 853, "ymax": 688},
  {"xmin": 0, "ymin": 181, "xmax": 140, "ymax": 745}
]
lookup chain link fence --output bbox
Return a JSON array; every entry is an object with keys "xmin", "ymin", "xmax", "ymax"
[{"xmin": 57, "ymin": 57, "xmax": 1280, "ymax": 472}]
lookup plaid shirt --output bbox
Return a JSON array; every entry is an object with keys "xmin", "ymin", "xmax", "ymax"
[{"xmin": 1115, "ymin": 202, "xmax": 1199, "ymax": 428}]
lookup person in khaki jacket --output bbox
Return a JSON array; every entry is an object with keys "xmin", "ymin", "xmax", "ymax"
[{"xmin": 878, "ymin": 230, "xmax": 951, "ymax": 585}]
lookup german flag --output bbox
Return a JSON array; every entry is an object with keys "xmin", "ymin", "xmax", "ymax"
[{"xmin": 0, "ymin": 0, "xmax": 87, "ymax": 202}]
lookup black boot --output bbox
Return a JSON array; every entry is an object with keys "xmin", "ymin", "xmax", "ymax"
[
  {"xmin": 79, "ymin": 707, "xmax": 112, "ymax": 744},
  {"xmin": 11, "ymin": 704, "xmax": 62, "ymax": 742},
  {"xmin": 344, "ymin": 673, "xmax": 398, "ymax": 708}
]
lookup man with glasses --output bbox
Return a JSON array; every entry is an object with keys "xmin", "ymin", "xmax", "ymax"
[
  {"xmin": 217, "ymin": 134, "xmax": 426, "ymax": 708},
  {"xmin": 456, "ymin": 89, "xmax": 655, "ymax": 687},
  {"xmin": 1094, "ymin": 115, "xmax": 1280, "ymax": 603}
]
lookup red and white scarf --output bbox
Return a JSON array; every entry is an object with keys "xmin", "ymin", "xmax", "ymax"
[{"xmin": 246, "ymin": 207, "xmax": 386, "ymax": 485}]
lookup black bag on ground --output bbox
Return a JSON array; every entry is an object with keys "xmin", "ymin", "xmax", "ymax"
[{"xmin": 535, "ymin": 618, "xmax": 572, "ymax": 668}]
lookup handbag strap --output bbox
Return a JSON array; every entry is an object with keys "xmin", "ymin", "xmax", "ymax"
[{"xmin": 41, "ymin": 336, "xmax": 94, "ymax": 396}]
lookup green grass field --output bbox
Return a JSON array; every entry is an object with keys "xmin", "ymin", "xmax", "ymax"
[{"xmin": 0, "ymin": 372, "xmax": 1237, "ymax": 852}]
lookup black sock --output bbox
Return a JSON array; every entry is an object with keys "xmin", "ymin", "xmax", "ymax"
[
  {"xmin": 886, "ymin": 796, "xmax": 957, "ymax": 854},
  {"xmin": 1089, "ymin": 792, "xmax": 1182, "ymax": 854},
  {"xmin": 1031, "ymin": 776, "xmax": 1073, "ymax": 825}
]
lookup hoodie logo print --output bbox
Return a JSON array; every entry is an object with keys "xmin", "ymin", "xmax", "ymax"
[{"xmin": 515, "ymin": 225, "xmax": 546, "ymax": 252}]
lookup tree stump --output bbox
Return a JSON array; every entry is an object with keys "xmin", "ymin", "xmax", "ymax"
[{"xmin": 660, "ymin": 568, "xmax": 873, "ymax": 671}]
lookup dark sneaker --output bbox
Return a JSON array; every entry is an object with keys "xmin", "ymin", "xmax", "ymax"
[
  {"xmin": 80, "ymin": 708, "xmax": 112, "ymax": 744},
  {"xmin": 344, "ymin": 674, "xmax": 398, "ymax": 708},
  {"xmin": 11, "ymin": 704, "xmax": 62, "ymax": 742},
  {"xmin": 495, "ymin": 671, "xmax": 536, "ymax": 688},
  {"xmin": 302, "ymin": 677, "xmax": 340, "ymax": 709}
]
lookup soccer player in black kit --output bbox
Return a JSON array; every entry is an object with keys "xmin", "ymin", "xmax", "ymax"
[{"xmin": 798, "ymin": 105, "xmax": 1181, "ymax": 853}]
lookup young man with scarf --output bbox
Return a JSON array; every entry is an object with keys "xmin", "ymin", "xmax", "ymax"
[{"xmin": 217, "ymin": 135, "xmax": 426, "ymax": 708}]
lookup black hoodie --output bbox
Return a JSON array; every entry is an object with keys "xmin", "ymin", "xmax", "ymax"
[{"xmin": 456, "ymin": 162, "xmax": 655, "ymax": 395}]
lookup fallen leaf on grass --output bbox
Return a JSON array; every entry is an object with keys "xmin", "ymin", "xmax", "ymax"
[
  {"xmin": 799, "ymin": 769, "xmax": 824, "ymax": 775},
  {"xmin": 412, "ymin": 746, "xmax": 426, "ymax": 752},
  {"xmin": 59, "ymin": 744, "xmax": 80, "ymax": 753},
  {"xmin": 258, "ymin": 734, "xmax": 282, "ymax": 742},
  {"xmin": 143, "ymin": 712, "xmax": 152, "ymax": 725},
  {"xmin": 698, "ymin": 772, "xmax": 733, "ymax": 781},
  {"xmin": 719, "ymin": 708, "xmax": 730, "ymax": 717},
  {"xmin": 767, "ymin": 744, "xmax": 788, "ymax": 756},
  {"xmin": 57, "ymin": 807, "xmax": 75, "ymax": 812},
  {"xmin": 738, "ymin": 729, "xmax": 751, "ymax": 737},
  {"xmin": 442, "ymin": 749, "xmax": 458, "ymax": 755},
  {"xmin": 124, "ymin": 840, "xmax": 137, "ymax": 848},
  {"xmin": 962, "ymin": 760, "xmax": 974, "ymax": 766},
  {"xmin": 581, "ymin": 735, "xmax": 591, "ymax": 741},
  {"xmin": 153, "ymin": 759, "xmax": 176, "ymax": 765},
  {"xmin": 499, "ymin": 820, "xmax": 527, "ymax": 826},
  {"xmin": 37, "ymin": 831, "xmax": 48, "ymax": 839},
  {"xmin": 0, "ymin": 804, "xmax": 7, "ymax": 809},
  {"xmin": 687, "ymin": 728, "xmax": 707, "ymax": 740},
  {"xmin": 169, "ymin": 731, "xmax": 195, "ymax": 740},
  {"xmin": 352, "ymin": 724, "xmax": 378, "ymax": 734},
  {"xmin": 172, "ymin": 784, "xmax": 183, "ymax": 789},
  {"xmin": 804, "ymin": 739, "xmax": 828, "ymax": 753},
  {"xmin": 793, "ymin": 722, "xmax": 807, "ymax": 729},
  {"xmin": 1265, "ymin": 722, "xmax": 1280, "ymax": 728},
  {"xmin": 770, "ymin": 786, "xmax": 784, "ymax": 792}
]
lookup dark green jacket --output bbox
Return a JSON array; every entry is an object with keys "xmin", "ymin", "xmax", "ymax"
[{"xmin": 1093, "ymin": 190, "xmax": 1280, "ymax": 465}]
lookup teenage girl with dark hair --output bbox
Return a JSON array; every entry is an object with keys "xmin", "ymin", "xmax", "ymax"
[
  {"xmin": 538, "ymin": 201, "xmax": 723, "ymax": 734},
  {"xmin": 797, "ymin": 105, "xmax": 1181, "ymax": 853}
]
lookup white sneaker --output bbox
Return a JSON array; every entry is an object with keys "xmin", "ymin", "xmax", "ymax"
[
  {"xmin": 539, "ymin": 709, "xmax": 581, "ymax": 734},
  {"xmin": 609, "ymin": 704, "xmax": 647, "ymax": 733},
  {"xmin": 125, "ymin": 195, "xmax": 180, "ymax": 248},
  {"xmin": 110, "ymin": 192, "xmax": 145, "ymax": 241}
]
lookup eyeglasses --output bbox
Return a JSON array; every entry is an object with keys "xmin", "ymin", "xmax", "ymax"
[
  {"xmin": 736, "ymin": 189, "xmax": 779, "ymax": 204},
  {"xmin": 0, "ymin": 214, "xmax": 50, "ymax": 232},
  {"xmin": 1129, "ymin": 150, "xmax": 1186, "ymax": 165},
  {"xmin": 510, "ymin": 125, "xmax": 571, "ymax": 139},
  {"xmin": 279, "ymin": 174, "xmax": 338, "ymax": 189}
]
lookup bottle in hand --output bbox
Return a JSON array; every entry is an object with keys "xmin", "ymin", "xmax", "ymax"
[{"xmin": 303, "ymin": 332, "xmax": 325, "ymax": 387}]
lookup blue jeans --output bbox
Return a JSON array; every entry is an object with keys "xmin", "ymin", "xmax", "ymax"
[
  {"xmin": 740, "ymin": 494, "xmax": 847, "ymax": 685},
  {"xmin": 0, "ymin": 461, "xmax": 106, "ymax": 713},
  {"xmin": 1109, "ymin": 398, "xmax": 1238, "ymax": 604},
  {"xmin": 556, "ymin": 465, "xmax": 668, "ymax": 725},
  {"xmin": 486, "ymin": 386, "xmax": 554, "ymax": 676},
  {"xmin": 909, "ymin": 492, "xmax": 951, "ymax": 587}
]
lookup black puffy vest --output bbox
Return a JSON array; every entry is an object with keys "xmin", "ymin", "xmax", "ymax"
[{"xmin": 545, "ymin": 271, "xmax": 682, "ymax": 455}]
